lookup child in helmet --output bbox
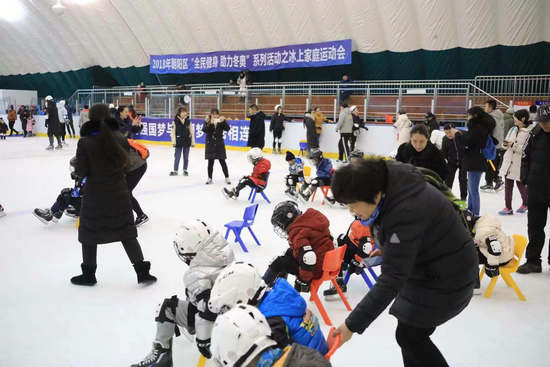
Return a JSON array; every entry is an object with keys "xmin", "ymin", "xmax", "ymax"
[
  {"xmin": 208, "ymin": 262, "xmax": 328, "ymax": 354},
  {"xmin": 284, "ymin": 151, "xmax": 304, "ymax": 198},
  {"xmin": 33, "ymin": 156, "xmax": 86, "ymax": 224},
  {"xmin": 473, "ymin": 214, "xmax": 514, "ymax": 278},
  {"xmin": 263, "ymin": 201, "xmax": 335, "ymax": 293},
  {"xmin": 298, "ymin": 149, "xmax": 333, "ymax": 202},
  {"xmin": 132, "ymin": 220, "xmax": 235, "ymax": 366},
  {"xmin": 211, "ymin": 305, "xmax": 331, "ymax": 367},
  {"xmin": 223, "ymin": 147, "xmax": 271, "ymax": 199}
]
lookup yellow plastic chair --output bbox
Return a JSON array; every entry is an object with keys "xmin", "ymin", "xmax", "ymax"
[
  {"xmin": 297, "ymin": 166, "xmax": 312, "ymax": 191},
  {"xmin": 479, "ymin": 234, "xmax": 527, "ymax": 301},
  {"xmin": 197, "ymin": 355, "xmax": 207, "ymax": 367},
  {"xmin": 76, "ymin": 217, "xmax": 80, "ymax": 229}
]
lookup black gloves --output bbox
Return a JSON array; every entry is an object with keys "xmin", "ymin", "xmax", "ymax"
[
  {"xmin": 485, "ymin": 264, "xmax": 500, "ymax": 278},
  {"xmin": 196, "ymin": 338, "xmax": 211, "ymax": 359},
  {"xmin": 294, "ymin": 278, "xmax": 310, "ymax": 293},
  {"xmin": 349, "ymin": 258, "xmax": 365, "ymax": 275}
]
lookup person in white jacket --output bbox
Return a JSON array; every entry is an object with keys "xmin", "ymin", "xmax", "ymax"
[
  {"xmin": 473, "ymin": 214, "xmax": 514, "ymax": 280},
  {"xmin": 56, "ymin": 100, "xmax": 68, "ymax": 144},
  {"xmin": 498, "ymin": 109, "xmax": 534, "ymax": 215},
  {"xmin": 393, "ymin": 108, "xmax": 412, "ymax": 147},
  {"xmin": 132, "ymin": 220, "xmax": 235, "ymax": 367},
  {"xmin": 336, "ymin": 104, "xmax": 354, "ymax": 162}
]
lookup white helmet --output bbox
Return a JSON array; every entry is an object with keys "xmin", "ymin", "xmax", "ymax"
[
  {"xmin": 45, "ymin": 96, "xmax": 53, "ymax": 101},
  {"xmin": 247, "ymin": 147, "xmax": 263, "ymax": 164},
  {"xmin": 274, "ymin": 104, "xmax": 281, "ymax": 111},
  {"xmin": 211, "ymin": 304, "xmax": 276, "ymax": 367},
  {"xmin": 60, "ymin": 100, "xmax": 66, "ymax": 106},
  {"xmin": 208, "ymin": 262, "xmax": 267, "ymax": 314},
  {"xmin": 173, "ymin": 219, "xmax": 213, "ymax": 264}
]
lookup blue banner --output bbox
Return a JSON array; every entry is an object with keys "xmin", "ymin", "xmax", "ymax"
[
  {"xmin": 150, "ymin": 39, "xmax": 352, "ymax": 74},
  {"xmin": 138, "ymin": 118, "xmax": 251, "ymax": 147}
]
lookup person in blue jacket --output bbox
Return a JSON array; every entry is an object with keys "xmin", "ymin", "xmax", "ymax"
[
  {"xmin": 298, "ymin": 148, "xmax": 333, "ymax": 202},
  {"xmin": 208, "ymin": 262, "xmax": 328, "ymax": 355}
]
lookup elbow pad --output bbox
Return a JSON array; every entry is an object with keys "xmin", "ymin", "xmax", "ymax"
[
  {"xmin": 486, "ymin": 236, "xmax": 502, "ymax": 256},
  {"xmin": 356, "ymin": 237, "xmax": 374, "ymax": 258},
  {"xmin": 299, "ymin": 246, "xmax": 317, "ymax": 271}
]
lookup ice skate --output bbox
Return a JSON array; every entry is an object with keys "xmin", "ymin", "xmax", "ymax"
[
  {"xmin": 169, "ymin": 171, "xmax": 177, "ymax": 176},
  {"xmin": 131, "ymin": 341, "xmax": 172, "ymax": 367},
  {"xmin": 323, "ymin": 277, "xmax": 347, "ymax": 299},
  {"xmin": 225, "ymin": 177, "xmax": 231, "ymax": 185},
  {"xmin": 133, "ymin": 261, "xmax": 157, "ymax": 285},
  {"xmin": 33, "ymin": 208, "xmax": 60, "ymax": 224},
  {"xmin": 183, "ymin": 170, "xmax": 188, "ymax": 176},
  {"xmin": 493, "ymin": 180, "xmax": 504, "ymax": 192},
  {"xmin": 64, "ymin": 206, "xmax": 79, "ymax": 218},
  {"xmin": 135, "ymin": 214, "xmax": 149, "ymax": 227},
  {"xmin": 55, "ymin": 145, "xmax": 63, "ymax": 150},
  {"xmin": 205, "ymin": 178, "xmax": 212, "ymax": 185},
  {"xmin": 46, "ymin": 145, "xmax": 54, "ymax": 151},
  {"xmin": 480, "ymin": 184, "xmax": 493, "ymax": 192},
  {"xmin": 222, "ymin": 187, "xmax": 237, "ymax": 200}
]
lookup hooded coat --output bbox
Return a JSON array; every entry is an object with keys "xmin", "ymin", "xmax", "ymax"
[
  {"xmin": 345, "ymin": 161, "xmax": 477, "ymax": 333},
  {"xmin": 248, "ymin": 111, "xmax": 266, "ymax": 149},
  {"xmin": 394, "ymin": 114, "xmax": 412, "ymax": 146},
  {"xmin": 203, "ymin": 117, "xmax": 230, "ymax": 160},
  {"xmin": 46, "ymin": 100, "xmax": 60, "ymax": 135},
  {"xmin": 462, "ymin": 115, "xmax": 491, "ymax": 172},
  {"xmin": 287, "ymin": 208, "xmax": 335, "ymax": 282},
  {"xmin": 249, "ymin": 157, "xmax": 271, "ymax": 187},
  {"xmin": 303, "ymin": 113, "xmax": 319, "ymax": 149},
  {"xmin": 499, "ymin": 123, "xmax": 535, "ymax": 181},
  {"xmin": 473, "ymin": 215, "xmax": 514, "ymax": 267}
]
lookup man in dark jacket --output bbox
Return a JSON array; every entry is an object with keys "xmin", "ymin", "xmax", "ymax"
[
  {"xmin": 247, "ymin": 104, "xmax": 265, "ymax": 149},
  {"xmin": 517, "ymin": 105, "xmax": 550, "ymax": 274},
  {"xmin": 330, "ymin": 159, "xmax": 477, "ymax": 367},
  {"xmin": 442, "ymin": 123, "xmax": 467, "ymax": 200},
  {"xmin": 45, "ymin": 96, "xmax": 63, "ymax": 150}
]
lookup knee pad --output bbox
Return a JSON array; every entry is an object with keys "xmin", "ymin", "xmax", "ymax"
[
  {"xmin": 59, "ymin": 188, "xmax": 73, "ymax": 205},
  {"xmin": 155, "ymin": 296, "xmax": 180, "ymax": 324}
]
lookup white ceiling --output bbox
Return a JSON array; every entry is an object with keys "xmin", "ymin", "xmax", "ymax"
[{"xmin": 0, "ymin": 0, "xmax": 547, "ymax": 76}]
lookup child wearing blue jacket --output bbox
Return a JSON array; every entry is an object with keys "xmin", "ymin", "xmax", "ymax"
[
  {"xmin": 299, "ymin": 148, "xmax": 333, "ymax": 202},
  {"xmin": 208, "ymin": 262, "xmax": 328, "ymax": 355},
  {"xmin": 285, "ymin": 151, "xmax": 304, "ymax": 198}
]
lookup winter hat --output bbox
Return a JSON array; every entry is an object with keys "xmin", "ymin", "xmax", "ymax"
[
  {"xmin": 45, "ymin": 96, "xmax": 53, "ymax": 101},
  {"xmin": 285, "ymin": 151, "xmax": 295, "ymax": 161},
  {"xmin": 274, "ymin": 104, "xmax": 281, "ymax": 111},
  {"xmin": 350, "ymin": 105, "xmax": 357, "ymax": 112},
  {"xmin": 535, "ymin": 104, "xmax": 550, "ymax": 122}
]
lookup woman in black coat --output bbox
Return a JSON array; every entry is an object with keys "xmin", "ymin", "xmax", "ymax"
[
  {"xmin": 396, "ymin": 124, "xmax": 448, "ymax": 181},
  {"xmin": 462, "ymin": 106, "xmax": 491, "ymax": 216},
  {"xmin": 72, "ymin": 104, "xmax": 156, "ymax": 286},
  {"xmin": 247, "ymin": 104, "xmax": 265, "ymax": 149},
  {"xmin": 270, "ymin": 105, "xmax": 290, "ymax": 154},
  {"xmin": 303, "ymin": 110, "xmax": 319, "ymax": 151},
  {"xmin": 203, "ymin": 108, "xmax": 231, "ymax": 184}
]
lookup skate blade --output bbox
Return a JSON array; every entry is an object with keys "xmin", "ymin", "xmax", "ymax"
[
  {"xmin": 135, "ymin": 217, "xmax": 149, "ymax": 228},
  {"xmin": 32, "ymin": 212, "xmax": 51, "ymax": 225},
  {"xmin": 221, "ymin": 189, "xmax": 231, "ymax": 200}
]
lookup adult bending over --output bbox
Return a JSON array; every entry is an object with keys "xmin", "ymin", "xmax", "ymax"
[
  {"xmin": 203, "ymin": 109, "xmax": 231, "ymax": 185},
  {"xmin": 331, "ymin": 159, "xmax": 477, "ymax": 367},
  {"xmin": 71, "ymin": 104, "xmax": 156, "ymax": 286}
]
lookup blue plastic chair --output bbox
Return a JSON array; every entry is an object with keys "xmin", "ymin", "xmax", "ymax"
[
  {"xmin": 224, "ymin": 204, "xmax": 261, "ymax": 252},
  {"xmin": 248, "ymin": 173, "xmax": 271, "ymax": 204},
  {"xmin": 299, "ymin": 141, "xmax": 308, "ymax": 156},
  {"xmin": 343, "ymin": 258, "xmax": 380, "ymax": 289}
]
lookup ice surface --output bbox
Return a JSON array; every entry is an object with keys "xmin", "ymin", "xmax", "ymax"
[{"xmin": 0, "ymin": 137, "xmax": 548, "ymax": 367}]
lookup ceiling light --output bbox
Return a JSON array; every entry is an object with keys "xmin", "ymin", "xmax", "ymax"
[{"xmin": 0, "ymin": 0, "xmax": 26, "ymax": 22}]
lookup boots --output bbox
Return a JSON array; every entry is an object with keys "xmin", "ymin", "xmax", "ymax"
[
  {"xmin": 299, "ymin": 186, "xmax": 312, "ymax": 202},
  {"xmin": 131, "ymin": 340, "xmax": 173, "ymax": 367},
  {"xmin": 134, "ymin": 261, "xmax": 157, "ymax": 284},
  {"xmin": 70, "ymin": 263, "xmax": 97, "ymax": 286},
  {"xmin": 517, "ymin": 262, "xmax": 542, "ymax": 274},
  {"xmin": 323, "ymin": 277, "xmax": 347, "ymax": 298},
  {"xmin": 222, "ymin": 187, "xmax": 237, "ymax": 200},
  {"xmin": 278, "ymin": 143, "xmax": 282, "ymax": 154}
]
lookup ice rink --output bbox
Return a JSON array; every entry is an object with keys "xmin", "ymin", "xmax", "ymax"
[{"xmin": 1, "ymin": 136, "xmax": 549, "ymax": 367}]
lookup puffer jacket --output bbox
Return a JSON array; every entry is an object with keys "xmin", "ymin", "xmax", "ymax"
[
  {"xmin": 287, "ymin": 209, "xmax": 335, "ymax": 282},
  {"xmin": 57, "ymin": 102, "xmax": 67, "ymax": 122},
  {"xmin": 520, "ymin": 123, "xmax": 550, "ymax": 192},
  {"xmin": 345, "ymin": 161, "xmax": 477, "ymax": 332},
  {"xmin": 489, "ymin": 109, "xmax": 504, "ymax": 148},
  {"xmin": 463, "ymin": 115, "xmax": 491, "ymax": 172},
  {"xmin": 303, "ymin": 113, "xmax": 318, "ymax": 149},
  {"xmin": 473, "ymin": 215, "xmax": 514, "ymax": 267},
  {"xmin": 315, "ymin": 158, "xmax": 333, "ymax": 179},
  {"xmin": 395, "ymin": 141, "xmax": 448, "ymax": 181},
  {"xmin": 336, "ymin": 107, "xmax": 353, "ymax": 134},
  {"xmin": 250, "ymin": 157, "xmax": 271, "ymax": 187},
  {"xmin": 499, "ymin": 123, "xmax": 535, "ymax": 181},
  {"xmin": 394, "ymin": 114, "xmax": 412, "ymax": 146},
  {"xmin": 259, "ymin": 278, "xmax": 328, "ymax": 354},
  {"xmin": 313, "ymin": 111, "xmax": 325, "ymax": 134},
  {"xmin": 185, "ymin": 229, "xmax": 235, "ymax": 341}
]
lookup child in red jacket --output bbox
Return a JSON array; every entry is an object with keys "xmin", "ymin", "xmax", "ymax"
[
  {"xmin": 223, "ymin": 148, "xmax": 271, "ymax": 199},
  {"xmin": 263, "ymin": 201, "xmax": 335, "ymax": 293}
]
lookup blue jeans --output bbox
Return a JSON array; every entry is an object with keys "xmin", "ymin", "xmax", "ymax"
[
  {"xmin": 467, "ymin": 171, "xmax": 483, "ymax": 216},
  {"xmin": 174, "ymin": 146, "xmax": 190, "ymax": 171}
]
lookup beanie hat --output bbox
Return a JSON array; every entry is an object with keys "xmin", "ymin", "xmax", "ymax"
[{"xmin": 285, "ymin": 151, "xmax": 295, "ymax": 161}]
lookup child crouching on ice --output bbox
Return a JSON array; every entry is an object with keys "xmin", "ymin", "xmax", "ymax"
[
  {"xmin": 223, "ymin": 147, "xmax": 271, "ymax": 199},
  {"xmin": 132, "ymin": 219, "xmax": 234, "ymax": 366},
  {"xmin": 263, "ymin": 201, "xmax": 335, "ymax": 293},
  {"xmin": 284, "ymin": 151, "xmax": 304, "ymax": 198},
  {"xmin": 473, "ymin": 214, "xmax": 514, "ymax": 280},
  {"xmin": 209, "ymin": 262, "xmax": 328, "ymax": 354},
  {"xmin": 298, "ymin": 149, "xmax": 333, "ymax": 202}
]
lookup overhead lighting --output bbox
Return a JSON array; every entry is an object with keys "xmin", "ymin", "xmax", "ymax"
[{"xmin": 0, "ymin": 0, "xmax": 26, "ymax": 22}]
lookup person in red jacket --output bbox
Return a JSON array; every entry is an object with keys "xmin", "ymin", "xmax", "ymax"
[
  {"xmin": 223, "ymin": 147, "xmax": 271, "ymax": 199},
  {"xmin": 263, "ymin": 201, "xmax": 335, "ymax": 293}
]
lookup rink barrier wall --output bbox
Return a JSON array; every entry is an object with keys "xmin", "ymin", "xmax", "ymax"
[{"xmin": 5, "ymin": 115, "xmax": 398, "ymax": 158}]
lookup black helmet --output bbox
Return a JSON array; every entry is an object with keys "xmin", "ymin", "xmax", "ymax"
[
  {"xmin": 308, "ymin": 149, "xmax": 323, "ymax": 163},
  {"xmin": 70, "ymin": 156, "xmax": 77, "ymax": 168},
  {"xmin": 271, "ymin": 201, "xmax": 302, "ymax": 238}
]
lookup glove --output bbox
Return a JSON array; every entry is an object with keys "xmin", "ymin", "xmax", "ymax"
[
  {"xmin": 294, "ymin": 278, "xmax": 310, "ymax": 293},
  {"xmin": 485, "ymin": 264, "xmax": 500, "ymax": 278},
  {"xmin": 349, "ymin": 258, "xmax": 365, "ymax": 275},
  {"xmin": 337, "ymin": 233, "xmax": 354, "ymax": 248},
  {"xmin": 196, "ymin": 338, "xmax": 212, "ymax": 359}
]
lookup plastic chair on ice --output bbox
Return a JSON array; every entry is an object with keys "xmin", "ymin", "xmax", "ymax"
[
  {"xmin": 325, "ymin": 327, "xmax": 341, "ymax": 360},
  {"xmin": 479, "ymin": 234, "xmax": 527, "ymax": 301},
  {"xmin": 309, "ymin": 245, "xmax": 352, "ymax": 326},
  {"xmin": 248, "ymin": 173, "xmax": 271, "ymax": 204},
  {"xmin": 344, "ymin": 261, "xmax": 380, "ymax": 290},
  {"xmin": 311, "ymin": 185, "xmax": 332, "ymax": 205},
  {"xmin": 224, "ymin": 204, "xmax": 261, "ymax": 253},
  {"xmin": 299, "ymin": 140, "xmax": 308, "ymax": 156}
]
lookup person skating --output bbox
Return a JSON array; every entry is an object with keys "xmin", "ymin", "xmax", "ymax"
[
  {"xmin": 298, "ymin": 149, "xmax": 333, "ymax": 202},
  {"xmin": 223, "ymin": 148, "xmax": 270, "ymax": 200},
  {"xmin": 270, "ymin": 105, "xmax": 290, "ymax": 154},
  {"xmin": 208, "ymin": 262, "xmax": 328, "ymax": 354},
  {"xmin": 33, "ymin": 157, "xmax": 85, "ymax": 224},
  {"xmin": 169, "ymin": 107, "xmax": 195, "ymax": 176},
  {"xmin": 7, "ymin": 105, "xmax": 18, "ymax": 135},
  {"xmin": 57, "ymin": 100, "xmax": 68, "ymax": 145},
  {"xmin": 284, "ymin": 151, "xmax": 304, "ymax": 199},
  {"xmin": 45, "ymin": 96, "xmax": 63, "ymax": 150},
  {"xmin": 263, "ymin": 201, "xmax": 335, "ymax": 293},
  {"xmin": 211, "ymin": 305, "xmax": 331, "ymax": 367},
  {"xmin": 132, "ymin": 219, "xmax": 235, "ymax": 366},
  {"xmin": 203, "ymin": 109, "xmax": 231, "ymax": 184}
]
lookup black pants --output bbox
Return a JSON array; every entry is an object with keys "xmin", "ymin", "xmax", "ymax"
[
  {"xmin": 395, "ymin": 321, "xmax": 449, "ymax": 367},
  {"xmin": 351, "ymin": 134, "xmax": 357, "ymax": 152},
  {"xmin": 126, "ymin": 163, "xmax": 147, "ymax": 218},
  {"xmin": 235, "ymin": 177, "xmax": 261, "ymax": 195},
  {"xmin": 48, "ymin": 133, "xmax": 62, "ymax": 146},
  {"xmin": 51, "ymin": 188, "xmax": 81, "ymax": 215},
  {"xmin": 59, "ymin": 123, "xmax": 66, "ymax": 142},
  {"xmin": 272, "ymin": 129, "xmax": 283, "ymax": 151},
  {"xmin": 338, "ymin": 133, "xmax": 353, "ymax": 161},
  {"xmin": 207, "ymin": 159, "xmax": 229, "ymax": 179},
  {"xmin": 525, "ymin": 188, "xmax": 550, "ymax": 265},
  {"xmin": 8, "ymin": 121, "xmax": 17, "ymax": 135},
  {"xmin": 66, "ymin": 120, "xmax": 76, "ymax": 137},
  {"xmin": 446, "ymin": 164, "xmax": 468, "ymax": 200},
  {"xmin": 485, "ymin": 148, "xmax": 505, "ymax": 185},
  {"xmin": 81, "ymin": 238, "xmax": 144, "ymax": 266},
  {"xmin": 21, "ymin": 119, "xmax": 27, "ymax": 137},
  {"xmin": 263, "ymin": 248, "xmax": 299, "ymax": 286},
  {"xmin": 286, "ymin": 174, "xmax": 303, "ymax": 188}
]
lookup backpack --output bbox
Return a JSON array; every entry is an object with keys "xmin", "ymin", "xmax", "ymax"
[
  {"xmin": 482, "ymin": 135, "xmax": 496, "ymax": 160},
  {"xmin": 127, "ymin": 139, "xmax": 150, "ymax": 160}
]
